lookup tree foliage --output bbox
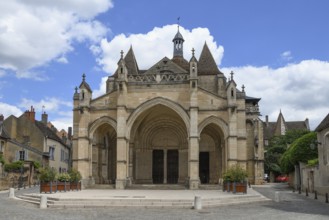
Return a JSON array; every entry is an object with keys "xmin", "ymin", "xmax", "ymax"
[
  {"xmin": 265, "ymin": 129, "xmax": 309, "ymax": 175},
  {"xmin": 280, "ymin": 132, "xmax": 318, "ymax": 173}
]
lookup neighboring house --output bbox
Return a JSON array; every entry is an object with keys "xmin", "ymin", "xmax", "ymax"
[
  {"xmin": 314, "ymin": 113, "xmax": 329, "ymax": 194},
  {"xmin": 2, "ymin": 107, "xmax": 71, "ymax": 173},
  {"xmin": 0, "ymin": 114, "xmax": 10, "ymax": 176},
  {"xmin": 263, "ymin": 111, "xmax": 310, "ymax": 147},
  {"xmin": 263, "ymin": 111, "xmax": 310, "ymax": 183},
  {"xmin": 73, "ymin": 26, "xmax": 264, "ymax": 189}
]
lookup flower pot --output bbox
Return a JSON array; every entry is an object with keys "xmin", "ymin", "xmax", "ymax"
[
  {"xmin": 70, "ymin": 181, "xmax": 81, "ymax": 191},
  {"xmin": 56, "ymin": 181, "xmax": 71, "ymax": 192},
  {"xmin": 233, "ymin": 181, "xmax": 247, "ymax": 194},
  {"xmin": 40, "ymin": 181, "xmax": 57, "ymax": 193}
]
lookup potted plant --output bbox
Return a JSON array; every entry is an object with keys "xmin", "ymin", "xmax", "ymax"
[
  {"xmin": 39, "ymin": 166, "xmax": 57, "ymax": 193},
  {"xmin": 56, "ymin": 172, "xmax": 71, "ymax": 192},
  {"xmin": 222, "ymin": 170, "xmax": 233, "ymax": 192},
  {"xmin": 69, "ymin": 169, "xmax": 82, "ymax": 191},
  {"xmin": 223, "ymin": 164, "xmax": 248, "ymax": 194}
]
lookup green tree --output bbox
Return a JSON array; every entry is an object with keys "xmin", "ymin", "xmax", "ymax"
[
  {"xmin": 280, "ymin": 132, "xmax": 318, "ymax": 173},
  {"xmin": 265, "ymin": 130, "xmax": 309, "ymax": 175}
]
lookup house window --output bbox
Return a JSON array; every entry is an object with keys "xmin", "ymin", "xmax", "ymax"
[
  {"xmin": 49, "ymin": 146, "xmax": 55, "ymax": 160},
  {"xmin": 19, "ymin": 150, "xmax": 25, "ymax": 161}
]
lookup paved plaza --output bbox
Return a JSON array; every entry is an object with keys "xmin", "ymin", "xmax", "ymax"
[{"xmin": 0, "ymin": 183, "xmax": 329, "ymax": 220}]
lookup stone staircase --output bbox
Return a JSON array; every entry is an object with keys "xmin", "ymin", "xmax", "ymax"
[{"xmin": 16, "ymin": 192, "xmax": 269, "ymax": 209}]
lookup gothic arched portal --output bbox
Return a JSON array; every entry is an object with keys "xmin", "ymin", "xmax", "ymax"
[
  {"xmin": 129, "ymin": 104, "xmax": 188, "ymax": 184},
  {"xmin": 199, "ymin": 123, "xmax": 225, "ymax": 184},
  {"xmin": 91, "ymin": 123, "xmax": 117, "ymax": 184}
]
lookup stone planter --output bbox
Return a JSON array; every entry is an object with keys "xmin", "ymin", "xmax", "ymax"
[
  {"xmin": 233, "ymin": 181, "xmax": 247, "ymax": 194},
  {"xmin": 56, "ymin": 181, "xmax": 71, "ymax": 192},
  {"xmin": 70, "ymin": 181, "xmax": 81, "ymax": 191},
  {"xmin": 40, "ymin": 181, "xmax": 57, "ymax": 193},
  {"xmin": 223, "ymin": 181, "xmax": 233, "ymax": 192}
]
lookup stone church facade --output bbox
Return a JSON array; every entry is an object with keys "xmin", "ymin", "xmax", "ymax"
[{"xmin": 72, "ymin": 27, "xmax": 264, "ymax": 189}]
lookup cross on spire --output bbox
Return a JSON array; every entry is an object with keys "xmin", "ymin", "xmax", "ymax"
[
  {"xmin": 177, "ymin": 17, "xmax": 180, "ymax": 30},
  {"xmin": 82, "ymin": 73, "xmax": 86, "ymax": 81},
  {"xmin": 120, "ymin": 50, "xmax": 124, "ymax": 59},
  {"xmin": 242, "ymin": 84, "xmax": 245, "ymax": 92},
  {"xmin": 192, "ymin": 48, "xmax": 195, "ymax": 57},
  {"xmin": 230, "ymin": 71, "xmax": 234, "ymax": 81}
]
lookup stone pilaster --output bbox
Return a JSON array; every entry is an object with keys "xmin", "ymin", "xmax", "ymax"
[{"xmin": 189, "ymin": 84, "xmax": 199, "ymax": 189}]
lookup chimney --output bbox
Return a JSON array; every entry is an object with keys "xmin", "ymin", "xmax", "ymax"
[
  {"xmin": 24, "ymin": 106, "xmax": 35, "ymax": 122},
  {"xmin": 42, "ymin": 112, "xmax": 48, "ymax": 125},
  {"xmin": 265, "ymin": 115, "xmax": 269, "ymax": 127},
  {"xmin": 0, "ymin": 114, "xmax": 4, "ymax": 122},
  {"xmin": 68, "ymin": 127, "xmax": 72, "ymax": 139}
]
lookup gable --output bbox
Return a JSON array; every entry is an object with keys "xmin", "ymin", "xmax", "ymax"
[{"xmin": 143, "ymin": 57, "xmax": 188, "ymax": 75}]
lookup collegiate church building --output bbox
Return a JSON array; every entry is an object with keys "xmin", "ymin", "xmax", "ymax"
[{"xmin": 72, "ymin": 27, "xmax": 264, "ymax": 189}]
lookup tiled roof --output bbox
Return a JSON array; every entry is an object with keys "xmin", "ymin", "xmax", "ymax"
[
  {"xmin": 35, "ymin": 121, "xmax": 65, "ymax": 145},
  {"xmin": 198, "ymin": 43, "xmax": 223, "ymax": 75},
  {"xmin": 315, "ymin": 113, "xmax": 329, "ymax": 132},
  {"xmin": 263, "ymin": 113, "xmax": 309, "ymax": 140},
  {"xmin": 124, "ymin": 46, "xmax": 139, "ymax": 75},
  {"xmin": 171, "ymin": 56, "xmax": 189, "ymax": 71},
  {"xmin": 143, "ymin": 57, "xmax": 188, "ymax": 75}
]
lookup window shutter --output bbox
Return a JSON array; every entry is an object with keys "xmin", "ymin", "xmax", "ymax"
[
  {"xmin": 15, "ymin": 151, "xmax": 19, "ymax": 161},
  {"xmin": 25, "ymin": 150, "xmax": 29, "ymax": 160}
]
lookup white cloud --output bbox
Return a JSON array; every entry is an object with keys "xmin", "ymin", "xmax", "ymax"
[
  {"xmin": 0, "ymin": 0, "xmax": 113, "ymax": 79},
  {"xmin": 281, "ymin": 50, "xmax": 293, "ymax": 61},
  {"xmin": 18, "ymin": 97, "xmax": 72, "ymax": 113},
  {"xmin": 97, "ymin": 24, "xmax": 224, "ymax": 74},
  {"xmin": 57, "ymin": 56, "xmax": 68, "ymax": 64},
  {"xmin": 0, "ymin": 102, "xmax": 23, "ymax": 118},
  {"xmin": 222, "ymin": 60, "xmax": 329, "ymax": 130}
]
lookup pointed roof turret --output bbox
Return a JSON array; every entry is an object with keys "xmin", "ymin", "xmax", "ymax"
[
  {"xmin": 79, "ymin": 73, "xmax": 92, "ymax": 92},
  {"xmin": 124, "ymin": 46, "xmax": 139, "ymax": 75},
  {"xmin": 198, "ymin": 42, "xmax": 223, "ymax": 75},
  {"xmin": 172, "ymin": 24, "xmax": 184, "ymax": 58}
]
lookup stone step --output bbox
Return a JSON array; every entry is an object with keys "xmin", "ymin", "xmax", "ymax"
[
  {"xmin": 127, "ymin": 184, "xmax": 186, "ymax": 190},
  {"xmin": 87, "ymin": 184, "xmax": 116, "ymax": 189}
]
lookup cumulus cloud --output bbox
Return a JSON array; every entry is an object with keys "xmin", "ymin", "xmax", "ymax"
[
  {"xmin": 0, "ymin": 102, "xmax": 23, "ymax": 118},
  {"xmin": 18, "ymin": 97, "xmax": 72, "ymax": 113},
  {"xmin": 222, "ymin": 60, "xmax": 329, "ymax": 129},
  {"xmin": 0, "ymin": 0, "xmax": 113, "ymax": 80},
  {"xmin": 97, "ymin": 24, "xmax": 224, "ymax": 74}
]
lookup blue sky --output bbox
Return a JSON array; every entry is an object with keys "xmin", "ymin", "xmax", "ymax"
[{"xmin": 0, "ymin": 0, "xmax": 328, "ymax": 131}]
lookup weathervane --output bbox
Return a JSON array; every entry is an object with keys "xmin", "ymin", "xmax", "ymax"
[{"xmin": 177, "ymin": 17, "xmax": 180, "ymax": 30}]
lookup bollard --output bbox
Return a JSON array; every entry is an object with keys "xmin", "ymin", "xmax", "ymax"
[
  {"xmin": 194, "ymin": 196, "xmax": 202, "ymax": 210},
  {"xmin": 274, "ymin": 191, "xmax": 280, "ymax": 202},
  {"xmin": 314, "ymin": 191, "xmax": 317, "ymax": 200},
  {"xmin": 326, "ymin": 193, "xmax": 328, "ymax": 203},
  {"xmin": 8, "ymin": 188, "xmax": 15, "ymax": 199},
  {"xmin": 306, "ymin": 188, "xmax": 308, "ymax": 197},
  {"xmin": 40, "ymin": 195, "xmax": 47, "ymax": 209}
]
